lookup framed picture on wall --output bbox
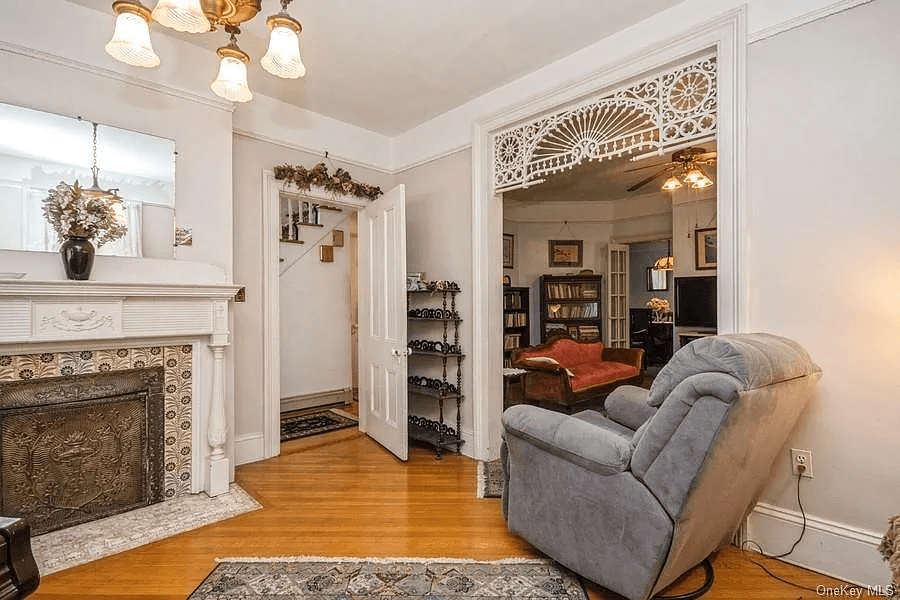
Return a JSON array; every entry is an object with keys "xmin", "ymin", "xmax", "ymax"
[
  {"xmin": 548, "ymin": 239, "xmax": 583, "ymax": 268},
  {"xmin": 503, "ymin": 233, "xmax": 515, "ymax": 269},
  {"xmin": 695, "ymin": 228, "xmax": 717, "ymax": 270}
]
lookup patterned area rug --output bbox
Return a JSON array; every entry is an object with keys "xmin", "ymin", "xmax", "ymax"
[
  {"xmin": 281, "ymin": 408, "xmax": 358, "ymax": 442},
  {"xmin": 188, "ymin": 557, "xmax": 586, "ymax": 600},
  {"xmin": 32, "ymin": 484, "xmax": 261, "ymax": 576},
  {"xmin": 476, "ymin": 459, "xmax": 504, "ymax": 498}
]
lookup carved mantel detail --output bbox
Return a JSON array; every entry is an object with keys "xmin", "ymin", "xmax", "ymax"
[{"xmin": 39, "ymin": 305, "xmax": 116, "ymax": 333}]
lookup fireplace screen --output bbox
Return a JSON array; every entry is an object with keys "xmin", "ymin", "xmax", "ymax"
[{"xmin": 0, "ymin": 368, "xmax": 165, "ymax": 535}]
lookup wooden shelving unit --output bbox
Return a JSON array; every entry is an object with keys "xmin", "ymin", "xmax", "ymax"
[
  {"xmin": 539, "ymin": 274, "xmax": 603, "ymax": 343},
  {"xmin": 503, "ymin": 286, "xmax": 530, "ymax": 367}
]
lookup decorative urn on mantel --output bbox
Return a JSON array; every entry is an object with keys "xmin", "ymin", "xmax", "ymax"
[{"xmin": 42, "ymin": 181, "xmax": 127, "ymax": 281}]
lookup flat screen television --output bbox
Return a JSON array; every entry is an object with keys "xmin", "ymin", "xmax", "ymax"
[{"xmin": 674, "ymin": 276, "xmax": 717, "ymax": 328}]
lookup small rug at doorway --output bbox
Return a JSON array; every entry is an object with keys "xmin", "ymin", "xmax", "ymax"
[
  {"xmin": 188, "ymin": 557, "xmax": 587, "ymax": 600},
  {"xmin": 32, "ymin": 483, "xmax": 262, "ymax": 576},
  {"xmin": 281, "ymin": 407, "xmax": 358, "ymax": 442},
  {"xmin": 476, "ymin": 459, "xmax": 504, "ymax": 498}
]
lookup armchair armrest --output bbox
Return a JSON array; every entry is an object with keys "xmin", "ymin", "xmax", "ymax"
[
  {"xmin": 502, "ymin": 405, "xmax": 632, "ymax": 476},
  {"xmin": 602, "ymin": 347, "xmax": 645, "ymax": 371},
  {"xmin": 605, "ymin": 385, "xmax": 657, "ymax": 431},
  {"xmin": 512, "ymin": 359, "xmax": 565, "ymax": 374}
]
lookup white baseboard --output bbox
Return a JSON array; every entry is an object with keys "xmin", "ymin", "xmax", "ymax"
[
  {"xmin": 747, "ymin": 502, "xmax": 890, "ymax": 588},
  {"xmin": 281, "ymin": 388, "xmax": 352, "ymax": 412},
  {"xmin": 234, "ymin": 432, "xmax": 265, "ymax": 466}
]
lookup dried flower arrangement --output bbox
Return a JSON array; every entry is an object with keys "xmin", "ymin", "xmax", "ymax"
[
  {"xmin": 274, "ymin": 162, "xmax": 383, "ymax": 201},
  {"xmin": 646, "ymin": 297, "xmax": 671, "ymax": 313},
  {"xmin": 42, "ymin": 181, "xmax": 127, "ymax": 248}
]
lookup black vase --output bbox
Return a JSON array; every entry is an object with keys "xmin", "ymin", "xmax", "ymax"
[{"xmin": 60, "ymin": 236, "xmax": 95, "ymax": 280}]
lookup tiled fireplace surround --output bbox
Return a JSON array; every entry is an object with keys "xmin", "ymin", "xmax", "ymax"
[{"xmin": 0, "ymin": 280, "xmax": 240, "ymax": 514}]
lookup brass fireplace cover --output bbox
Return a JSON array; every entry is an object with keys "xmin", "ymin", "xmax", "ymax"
[{"xmin": 0, "ymin": 368, "xmax": 165, "ymax": 536}]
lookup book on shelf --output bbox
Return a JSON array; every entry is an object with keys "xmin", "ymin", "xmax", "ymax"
[
  {"xmin": 504, "ymin": 334, "xmax": 522, "ymax": 350},
  {"xmin": 544, "ymin": 282, "xmax": 600, "ymax": 300},
  {"xmin": 504, "ymin": 295, "xmax": 524, "ymax": 309},
  {"xmin": 546, "ymin": 303, "xmax": 598, "ymax": 319},
  {"xmin": 504, "ymin": 312, "xmax": 528, "ymax": 327}
]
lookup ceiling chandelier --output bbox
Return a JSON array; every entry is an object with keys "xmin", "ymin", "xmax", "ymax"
[{"xmin": 104, "ymin": 0, "xmax": 306, "ymax": 103}]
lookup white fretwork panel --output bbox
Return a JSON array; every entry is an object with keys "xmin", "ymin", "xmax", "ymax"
[{"xmin": 493, "ymin": 54, "xmax": 717, "ymax": 192}]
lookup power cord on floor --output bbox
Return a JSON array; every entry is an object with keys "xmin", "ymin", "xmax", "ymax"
[{"xmin": 741, "ymin": 472, "xmax": 821, "ymax": 593}]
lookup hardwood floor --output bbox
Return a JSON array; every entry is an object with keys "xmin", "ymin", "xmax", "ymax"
[{"xmin": 32, "ymin": 428, "xmax": 846, "ymax": 599}]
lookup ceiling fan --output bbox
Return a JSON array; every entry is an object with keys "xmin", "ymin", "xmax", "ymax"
[{"xmin": 625, "ymin": 147, "xmax": 717, "ymax": 192}]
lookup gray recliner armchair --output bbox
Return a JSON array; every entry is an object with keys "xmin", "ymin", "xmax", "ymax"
[{"xmin": 501, "ymin": 333, "xmax": 821, "ymax": 600}]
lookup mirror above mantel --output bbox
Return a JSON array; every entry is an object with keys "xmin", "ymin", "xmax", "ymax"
[{"xmin": 0, "ymin": 102, "xmax": 176, "ymax": 259}]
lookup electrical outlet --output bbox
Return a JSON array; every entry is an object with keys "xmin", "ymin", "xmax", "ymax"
[{"xmin": 791, "ymin": 449, "xmax": 813, "ymax": 478}]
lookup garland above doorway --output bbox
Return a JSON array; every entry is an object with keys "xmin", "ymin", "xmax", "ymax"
[{"xmin": 274, "ymin": 162, "xmax": 383, "ymax": 201}]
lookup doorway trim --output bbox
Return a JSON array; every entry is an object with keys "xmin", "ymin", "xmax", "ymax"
[{"xmin": 471, "ymin": 8, "xmax": 748, "ymax": 459}]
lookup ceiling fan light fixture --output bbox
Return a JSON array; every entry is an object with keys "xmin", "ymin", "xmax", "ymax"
[
  {"xmin": 151, "ymin": 0, "xmax": 210, "ymax": 33},
  {"xmin": 261, "ymin": 9, "xmax": 306, "ymax": 79},
  {"xmin": 661, "ymin": 175, "xmax": 683, "ymax": 192},
  {"xmin": 691, "ymin": 172, "xmax": 714, "ymax": 189},
  {"xmin": 105, "ymin": 1, "xmax": 160, "ymax": 68},
  {"xmin": 682, "ymin": 167, "xmax": 704, "ymax": 185}
]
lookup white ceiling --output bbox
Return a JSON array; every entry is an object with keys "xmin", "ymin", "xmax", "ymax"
[
  {"xmin": 68, "ymin": 0, "xmax": 684, "ymax": 136},
  {"xmin": 503, "ymin": 141, "xmax": 718, "ymax": 205}
]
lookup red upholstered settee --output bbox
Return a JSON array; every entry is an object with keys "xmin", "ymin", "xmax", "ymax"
[{"xmin": 510, "ymin": 336, "xmax": 644, "ymax": 410}]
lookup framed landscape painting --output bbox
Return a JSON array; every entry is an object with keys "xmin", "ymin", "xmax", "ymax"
[{"xmin": 548, "ymin": 240, "xmax": 583, "ymax": 268}]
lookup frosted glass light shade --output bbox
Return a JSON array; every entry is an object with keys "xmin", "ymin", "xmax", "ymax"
[
  {"xmin": 152, "ymin": 0, "xmax": 209, "ymax": 33},
  {"xmin": 211, "ymin": 56, "xmax": 253, "ymax": 103},
  {"xmin": 691, "ymin": 173, "xmax": 714, "ymax": 189},
  {"xmin": 682, "ymin": 168, "xmax": 704, "ymax": 185},
  {"xmin": 661, "ymin": 175, "xmax": 683, "ymax": 191},
  {"xmin": 105, "ymin": 11, "xmax": 160, "ymax": 68},
  {"xmin": 261, "ymin": 26, "xmax": 306, "ymax": 79}
]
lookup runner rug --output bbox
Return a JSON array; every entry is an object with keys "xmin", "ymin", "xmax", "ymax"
[
  {"xmin": 280, "ymin": 407, "xmax": 358, "ymax": 442},
  {"xmin": 476, "ymin": 459, "xmax": 504, "ymax": 498},
  {"xmin": 188, "ymin": 557, "xmax": 586, "ymax": 600}
]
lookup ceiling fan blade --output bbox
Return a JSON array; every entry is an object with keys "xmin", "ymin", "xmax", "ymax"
[
  {"xmin": 627, "ymin": 165, "xmax": 677, "ymax": 192},
  {"xmin": 624, "ymin": 161, "xmax": 673, "ymax": 173},
  {"xmin": 695, "ymin": 152, "xmax": 717, "ymax": 161}
]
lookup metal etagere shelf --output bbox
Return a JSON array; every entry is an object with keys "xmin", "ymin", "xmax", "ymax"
[{"xmin": 406, "ymin": 285, "xmax": 464, "ymax": 458}]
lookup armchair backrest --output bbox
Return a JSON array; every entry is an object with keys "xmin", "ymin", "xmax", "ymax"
[
  {"xmin": 513, "ymin": 336, "xmax": 604, "ymax": 367},
  {"xmin": 628, "ymin": 333, "xmax": 821, "ymax": 595}
]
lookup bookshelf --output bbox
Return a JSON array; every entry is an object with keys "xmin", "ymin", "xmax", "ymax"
[
  {"xmin": 503, "ymin": 286, "xmax": 530, "ymax": 367},
  {"xmin": 539, "ymin": 274, "xmax": 603, "ymax": 343}
]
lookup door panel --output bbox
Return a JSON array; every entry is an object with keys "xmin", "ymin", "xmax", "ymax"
[{"xmin": 358, "ymin": 185, "xmax": 408, "ymax": 460}]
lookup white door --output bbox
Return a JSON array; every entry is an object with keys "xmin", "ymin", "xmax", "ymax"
[
  {"xmin": 358, "ymin": 184, "xmax": 408, "ymax": 460},
  {"xmin": 607, "ymin": 243, "xmax": 629, "ymax": 348}
]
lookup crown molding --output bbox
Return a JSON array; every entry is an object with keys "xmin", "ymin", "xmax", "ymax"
[
  {"xmin": 748, "ymin": 0, "xmax": 872, "ymax": 43},
  {"xmin": 0, "ymin": 40, "xmax": 233, "ymax": 112},
  {"xmin": 233, "ymin": 129, "xmax": 392, "ymax": 175}
]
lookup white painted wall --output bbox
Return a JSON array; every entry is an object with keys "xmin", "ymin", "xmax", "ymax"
[
  {"xmin": 744, "ymin": 0, "xmax": 899, "ymax": 586},
  {"xmin": 279, "ymin": 207, "xmax": 353, "ymax": 400},
  {"xmin": 396, "ymin": 149, "xmax": 474, "ymax": 449}
]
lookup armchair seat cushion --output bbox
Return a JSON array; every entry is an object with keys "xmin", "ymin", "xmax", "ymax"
[{"xmin": 569, "ymin": 361, "xmax": 640, "ymax": 393}]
